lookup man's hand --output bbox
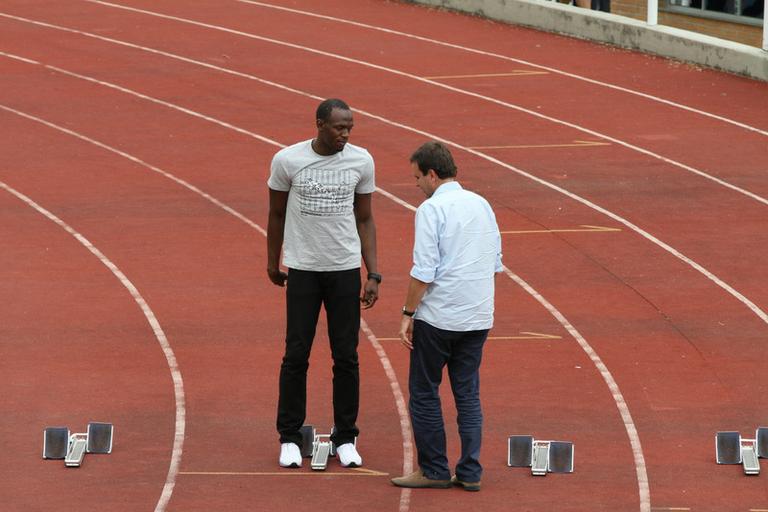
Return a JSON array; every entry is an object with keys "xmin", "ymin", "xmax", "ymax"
[
  {"xmin": 267, "ymin": 267, "xmax": 288, "ymax": 287},
  {"xmin": 360, "ymin": 280, "xmax": 379, "ymax": 309},
  {"xmin": 399, "ymin": 315, "xmax": 413, "ymax": 350}
]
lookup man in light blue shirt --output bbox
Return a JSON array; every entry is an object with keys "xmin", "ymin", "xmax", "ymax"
[{"xmin": 392, "ymin": 141, "xmax": 503, "ymax": 492}]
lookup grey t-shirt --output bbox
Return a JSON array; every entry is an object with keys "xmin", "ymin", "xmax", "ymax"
[{"xmin": 268, "ymin": 139, "xmax": 375, "ymax": 271}]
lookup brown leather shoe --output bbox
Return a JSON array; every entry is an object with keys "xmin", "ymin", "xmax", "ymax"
[
  {"xmin": 451, "ymin": 475, "xmax": 481, "ymax": 491},
  {"xmin": 391, "ymin": 470, "xmax": 451, "ymax": 489}
]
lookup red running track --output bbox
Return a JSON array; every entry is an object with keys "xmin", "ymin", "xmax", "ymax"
[{"xmin": 1, "ymin": 1, "xmax": 767, "ymax": 511}]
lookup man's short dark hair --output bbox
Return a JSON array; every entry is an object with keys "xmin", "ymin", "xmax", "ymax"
[
  {"xmin": 316, "ymin": 98, "xmax": 350, "ymax": 122},
  {"xmin": 410, "ymin": 141, "xmax": 457, "ymax": 179}
]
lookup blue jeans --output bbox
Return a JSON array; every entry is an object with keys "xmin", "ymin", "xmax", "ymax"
[{"xmin": 409, "ymin": 320, "xmax": 488, "ymax": 482}]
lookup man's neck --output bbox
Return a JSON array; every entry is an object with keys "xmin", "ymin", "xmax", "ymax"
[{"xmin": 311, "ymin": 138, "xmax": 336, "ymax": 156}]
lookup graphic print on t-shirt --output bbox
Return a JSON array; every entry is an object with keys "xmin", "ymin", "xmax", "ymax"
[{"xmin": 297, "ymin": 167, "xmax": 355, "ymax": 217}]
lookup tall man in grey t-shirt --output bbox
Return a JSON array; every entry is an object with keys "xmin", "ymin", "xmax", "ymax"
[{"xmin": 267, "ymin": 98, "xmax": 380, "ymax": 469}]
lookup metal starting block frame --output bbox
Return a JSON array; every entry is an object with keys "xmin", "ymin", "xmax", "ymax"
[
  {"xmin": 716, "ymin": 428, "xmax": 768, "ymax": 476},
  {"xmin": 43, "ymin": 422, "xmax": 113, "ymax": 468},
  {"xmin": 507, "ymin": 435, "xmax": 574, "ymax": 476},
  {"xmin": 311, "ymin": 434, "xmax": 333, "ymax": 471},
  {"xmin": 300, "ymin": 425, "xmax": 357, "ymax": 471}
]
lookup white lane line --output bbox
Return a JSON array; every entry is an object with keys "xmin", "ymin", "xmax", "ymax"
[
  {"xmin": 0, "ymin": 100, "xmax": 266, "ymax": 237},
  {"xmin": 4, "ymin": 7, "xmax": 764, "ymax": 510},
  {"xmin": 9, "ymin": 39, "xmax": 768, "ymax": 509},
  {"xmin": 361, "ymin": 320, "xmax": 413, "ymax": 512},
  {"xmin": 504, "ymin": 266, "xmax": 649, "ymax": 510},
  {"xmin": 376, "ymin": 180, "xmax": 649, "ymax": 510},
  {"xmin": 0, "ymin": 102, "xmax": 410, "ymax": 511},
  {"xmin": 239, "ymin": 0, "xmax": 768, "ymax": 138},
  {"xmin": 4, "ymin": 15, "xmax": 766, "ymax": 371},
  {"xmin": 83, "ymin": 0, "xmax": 768, "ymax": 209},
  {"xmin": 0, "ymin": 180, "xmax": 185, "ymax": 512},
  {"xmin": 0, "ymin": 54, "xmax": 650, "ymax": 511}
]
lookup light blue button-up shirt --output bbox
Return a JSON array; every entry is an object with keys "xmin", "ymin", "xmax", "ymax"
[{"xmin": 410, "ymin": 182, "xmax": 503, "ymax": 331}]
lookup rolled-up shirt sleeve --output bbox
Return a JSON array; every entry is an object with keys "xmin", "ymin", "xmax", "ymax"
[{"xmin": 410, "ymin": 204, "xmax": 441, "ymax": 283}]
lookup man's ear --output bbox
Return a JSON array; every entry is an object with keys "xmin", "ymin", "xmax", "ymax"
[{"xmin": 428, "ymin": 169, "xmax": 438, "ymax": 180}]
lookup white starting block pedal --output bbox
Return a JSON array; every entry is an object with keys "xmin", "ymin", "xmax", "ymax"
[
  {"xmin": 310, "ymin": 434, "xmax": 333, "ymax": 471},
  {"xmin": 66, "ymin": 434, "xmax": 88, "ymax": 467},
  {"xmin": 302, "ymin": 425, "xmax": 358, "ymax": 471},
  {"xmin": 507, "ymin": 435, "xmax": 574, "ymax": 476},
  {"xmin": 716, "ymin": 429, "xmax": 767, "ymax": 476},
  {"xmin": 43, "ymin": 422, "xmax": 113, "ymax": 468}
]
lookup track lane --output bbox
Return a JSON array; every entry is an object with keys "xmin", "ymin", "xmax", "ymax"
[
  {"xmin": 0, "ymin": 46, "xmax": 648, "ymax": 510},
  {"xmin": 75, "ymin": 0, "xmax": 768, "ymax": 203},
  {"xmin": 0, "ymin": 120, "xmax": 183, "ymax": 512},
  {"xmin": 6, "ymin": 2, "xmax": 768, "ymax": 510},
  {"xmin": 0, "ymin": 65, "xmax": 414, "ymax": 512},
  {"xmin": 3, "ymin": 12, "xmax": 764, "ymax": 322},
  {"xmin": 236, "ymin": 0, "xmax": 768, "ymax": 132},
  {"xmin": 1, "ymin": 23, "xmax": 760, "ymax": 508}
]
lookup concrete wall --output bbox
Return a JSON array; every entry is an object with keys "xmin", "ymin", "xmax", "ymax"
[
  {"xmin": 610, "ymin": 0, "xmax": 763, "ymax": 48},
  {"xmin": 403, "ymin": 0, "xmax": 768, "ymax": 81}
]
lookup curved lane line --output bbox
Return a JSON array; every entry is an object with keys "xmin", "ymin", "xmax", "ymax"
[
  {"xmin": 82, "ymin": 0, "xmax": 768, "ymax": 208},
  {"xmin": 0, "ymin": 179, "xmax": 185, "ymax": 512},
  {"xmin": 372, "ymin": 194, "xmax": 649, "ymax": 511},
  {"xmin": 0, "ymin": 32, "xmax": 762, "ymax": 334},
  {"xmin": 237, "ymin": 0, "xmax": 768, "ymax": 138},
  {"xmin": 22, "ymin": 39, "xmax": 768, "ymax": 508},
  {"xmin": 0, "ymin": 58, "xmax": 647, "ymax": 508},
  {"xmin": 5, "ymin": 7, "xmax": 765, "ymax": 510},
  {"xmin": 0, "ymin": 96, "xmax": 266, "ymax": 236},
  {"xmin": 5, "ymin": 20, "xmax": 766, "ymax": 504},
  {"xmin": 0, "ymin": 102, "xmax": 411, "ymax": 511},
  {"xmin": 361, "ymin": 321, "xmax": 413, "ymax": 512}
]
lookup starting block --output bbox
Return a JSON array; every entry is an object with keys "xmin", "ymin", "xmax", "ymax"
[
  {"xmin": 43, "ymin": 422, "xmax": 113, "ymax": 468},
  {"xmin": 716, "ymin": 428, "xmax": 767, "ymax": 475},
  {"xmin": 508, "ymin": 435, "xmax": 574, "ymax": 476},
  {"xmin": 300, "ymin": 424, "xmax": 357, "ymax": 471},
  {"xmin": 311, "ymin": 434, "xmax": 333, "ymax": 471}
]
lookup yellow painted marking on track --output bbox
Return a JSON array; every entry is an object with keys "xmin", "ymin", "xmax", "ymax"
[
  {"xmin": 377, "ymin": 333, "xmax": 561, "ymax": 341},
  {"xmin": 501, "ymin": 225, "xmax": 622, "ymax": 235},
  {"xmin": 470, "ymin": 140, "xmax": 611, "ymax": 150},
  {"xmin": 180, "ymin": 468, "xmax": 388, "ymax": 477},
  {"xmin": 749, "ymin": 509, "xmax": 768, "ymax": 511},
  {"xmin": 513, "ymin": 332, "xmax": 562, "ymax": 340},
  {"xmin": 423, "ymin": 70, "xmax": 548, "ymax": 79},
  {"xmin": 651, "ymin": 508, "xmax": 691, "ymax": 511}
]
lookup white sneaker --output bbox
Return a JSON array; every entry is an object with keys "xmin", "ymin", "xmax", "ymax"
[
  {"xmin": 336, "ymin": 443, "xmax": 362, "ymax": 468},
  {"xmin": 279, "ymin": 442, "xmax": 302, "ymax": 468}
]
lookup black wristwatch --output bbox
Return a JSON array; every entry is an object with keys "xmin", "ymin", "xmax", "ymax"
[
  {"xmin": 402, "ymin": 307, "xmax": 416, "ymax": 317},
  {"xmin": 367, "ymin": 272, "xmax": 382, "ymax": 283}
]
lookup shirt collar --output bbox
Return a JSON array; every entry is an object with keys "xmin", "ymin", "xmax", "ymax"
[{"xmin": 433, "ymin": 181, "xmax": 462, "ymax": 196}]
